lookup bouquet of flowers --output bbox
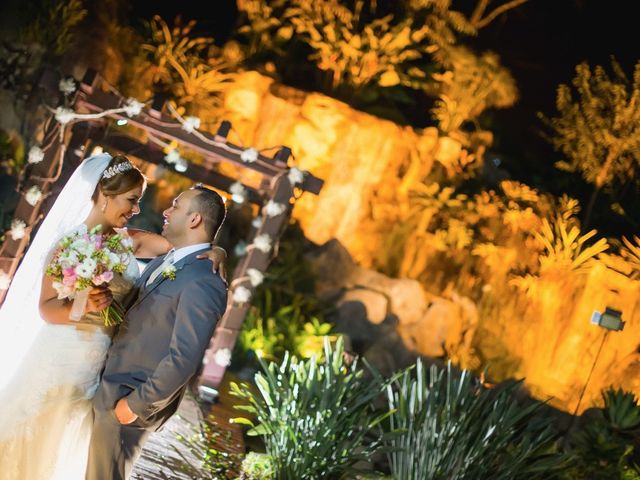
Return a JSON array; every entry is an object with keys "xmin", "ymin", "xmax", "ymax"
[{"xmin": 46, "ymin": 224, "xmax": 133, "ymax": 326}]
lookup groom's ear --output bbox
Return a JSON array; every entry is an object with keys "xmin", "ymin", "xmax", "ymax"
[{"xmin": 188, "ymin": 211, "xmax": 204, "ymax": 229}]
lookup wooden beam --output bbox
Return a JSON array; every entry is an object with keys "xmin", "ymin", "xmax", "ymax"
[
  {"xmin": 73, "ymin": 85, "xmax": 323, "ymax": 195},
  {"xmin": 99, "ymin": 135, "xmax": 265, "ymax": 205}
]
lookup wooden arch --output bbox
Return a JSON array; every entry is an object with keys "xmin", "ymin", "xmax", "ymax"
[{"xmin": 0, "ymin": 69, "xmax": 323, "ymax": 400}]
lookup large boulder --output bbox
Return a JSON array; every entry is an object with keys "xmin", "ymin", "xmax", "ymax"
[{"xmin": 307, "ymin": 239, "xmax": 478, "ymax": 367}]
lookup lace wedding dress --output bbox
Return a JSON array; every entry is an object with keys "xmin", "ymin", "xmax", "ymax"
[
  {"xmin": 0, "ymin": 257, "xmax": 139, "ymax": 480},
  {"xmin": 0, "ymin": 154, "xmax": 138, "ymax": 479}
]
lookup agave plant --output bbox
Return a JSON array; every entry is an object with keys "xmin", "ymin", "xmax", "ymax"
[
  {"xmin": 565, "ymin": 387, "xmax": 640, "ymax": 479},
  {"xmin": 230, "ymin": 337, "xmax": 391, "ymax": 479},
  {"xmin": 385, "ymin": 361, "xmax": 569, "ymax": 480},
  {"xmin": 603, "ymin": 388, "xmax": 640, "ymax": 432}
]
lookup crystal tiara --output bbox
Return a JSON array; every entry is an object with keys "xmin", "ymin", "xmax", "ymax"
[{"xmin": 102, "ymin": 161, "xmax": 134, "ymax": 179}]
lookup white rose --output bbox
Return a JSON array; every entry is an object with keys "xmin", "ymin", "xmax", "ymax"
[
  {"xmin": 123, "ymin": 98, "xmax": 144, "ymax": 117},
  {"xmin": 164, "ymin": 149, "xmax": 180, "ymax": 165},
  {"xmin": 182, "ymin": 116, "xmax": 201, "ymax": 133},
  {"xmin": 174, "ymin": 156, "xmax": 188, "ymax": 173},
  {"xmin": 287, "ymin": 167, "xmax": 305, "ymax": 186},
  {"xmin": 58, "ymin": 77, "xmax": 76, "ymax": 95},
  {"xmin": 233, "ymin": 286, "xmax": 251, "ymax": 304},
  {"xmin": 213, "ymin": 348, "xmax": 232, "ymax": 367},
  {"xmin": 25, "ymin": 186, "xmax": 43, "ymax": 206},
  {"xmin": 10, "ymin": 219, "xmax": 26, "ymax": 240},
  {"xmin": 27, "ymin": 146, "xmax": 45, "ymax": 165},
  {"xmin": 54, "ymin": 107, "xmax": 75, "ymax": 125},
  {"xmin": 230, "ymin": 181, "xmax": 247, "ymax": 204},
  {"xmin": 240, "ymin": 148, "xmax": 258, "ymax": 163},
  {"xmin": 263, "ymin": 200, "xmax": 286, "ymax": 218},
  {"xmin": 252, "ymin": 234, "xmax": 272, "ymax": 253},
  {"xmin": 246, "ymin": 268, "xmax": 264, "ymax": 287}
]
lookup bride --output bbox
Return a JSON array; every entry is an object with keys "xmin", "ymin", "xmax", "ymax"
[{"xmin": 0, "ymin": 153, "xmax": 226, "ymax": 479}]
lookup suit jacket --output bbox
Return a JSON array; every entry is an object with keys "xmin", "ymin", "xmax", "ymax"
[{"xmin": 93, "ymin": 248, "xmax": 228, "ymax": 430}]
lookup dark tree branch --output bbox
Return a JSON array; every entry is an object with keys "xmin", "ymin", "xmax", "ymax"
[{"xmin": 472, "ymin": 0, "xmax": 529, "ymax": 29}]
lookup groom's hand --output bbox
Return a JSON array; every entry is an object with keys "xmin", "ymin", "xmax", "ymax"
[{"xmin": 114, "ymin": 397, "xmax": 138, "ymax": 424}]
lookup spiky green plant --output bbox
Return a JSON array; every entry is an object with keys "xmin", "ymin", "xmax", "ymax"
[
  {"xmin": 230, "ymin": 337, "xmax": 392, "ymax": 479},
  {"xmin": 564, "ymin": 387, "xmax": 640, "ymax": 479},
  {"xmin": 385, "ymin": 361, "xmax": 569, "ymax": 479},
  {"xmin": 603, "ymin": 388, "xmax": 640, "ymax": 432}
]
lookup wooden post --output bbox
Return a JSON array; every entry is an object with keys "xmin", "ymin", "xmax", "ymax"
[{"xmin": 198, "ymin": 172, "xmax": 295, "ymax": 397}]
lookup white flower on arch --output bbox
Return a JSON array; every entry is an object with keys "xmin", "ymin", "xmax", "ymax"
[
  {"xmin": 246, "ymin": 268, "xmax": 264, "ymax": 287},
  {"xmin": 182, "ymin": 116, "xmax": 201, "ymax": 133},
  {"xmin": 287, "ymin": 167, "xmax": 305, "ymax": 186},
  {"xmin": 123, "ymin": 98, "xmax": 144, "ymax": 117},
  {"xmin": 233, "ymin": 286, "xmax": 251, "ymax": 304},
  {"xmin": 9, "ymin": 219, "xmax": 26, "ymax": 240},
  {"xmin": 263, "ymin": 200, "xmax": 286, "ymax": 218},
  {"xmin": 213, "ymin": 348, "xmax": 232, "ymax": 367},
  {"xmin": 252, "ymin": 234, "xmax": 272, "ymax": 253},
  {"xmin": 27, "ymin": 146, "xmax": 45, "ymax": 165},
  {"xmin": 25, "ymin": 186, "xmax": 43, "ymax": 206},
  {"xmin": 240, "ymin": 148, "xmax": 258, "ymax": 163}
]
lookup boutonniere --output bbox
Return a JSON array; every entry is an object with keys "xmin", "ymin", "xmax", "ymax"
[{"xmin": 161, "ymin": 265, "xmax": 177, "ymax": 280}]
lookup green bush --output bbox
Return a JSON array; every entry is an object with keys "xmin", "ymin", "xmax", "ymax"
[
  {"xmin": 561, "ymin": 388, "xmax": 640, "ymax": 480},
  {"xmin": 233, "ymin": 223, "xmax": 335, "ymax": 367},
  {"xmin": 231, "ymin": 337, "xmax": 391, "ymax": 479},
  {"xmin": 385, "ymin": 361, "xmax": 570, "ymax": 480}
]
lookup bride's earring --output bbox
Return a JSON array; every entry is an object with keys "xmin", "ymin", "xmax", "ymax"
[{"xmin": 101, "ymin": 201, "xmax": 107, "ymax": 213}]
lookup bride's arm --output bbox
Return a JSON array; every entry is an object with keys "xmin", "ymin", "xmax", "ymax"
[
  {"xmin": 127, "ymin": 228, "xmax": 228, "ymax": 278},
  {"xmin": 126, "ymin": 228, "xmax": 172, "ymax": 259},
  {"xmin": 39, "ymin": 277, "xmax": 112, "ymax": 324}
]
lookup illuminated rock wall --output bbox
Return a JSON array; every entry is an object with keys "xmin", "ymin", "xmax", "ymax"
[{"xmin": 221, "ymin": 71, "xmax": 640, "ymax": 413}]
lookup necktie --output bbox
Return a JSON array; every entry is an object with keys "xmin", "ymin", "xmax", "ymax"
[{"xmin": 146, "ymin": 250, "xmax": 174, "ymax": 286}]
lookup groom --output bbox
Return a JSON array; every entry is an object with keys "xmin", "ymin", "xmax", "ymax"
[{"xmin": 86, "ymin": 184, "xmax": 228, "ymax": 480}]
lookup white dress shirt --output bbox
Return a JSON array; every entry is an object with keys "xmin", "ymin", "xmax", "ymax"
[
  {"xmin": 146, "ymin": 243, "xmax": 210, "ymax": 286},
  {"xmin": 171, "ymin": 242, "xmax": 211, "ymax": 263}
]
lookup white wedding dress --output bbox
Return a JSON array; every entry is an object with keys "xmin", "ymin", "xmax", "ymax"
[
  {"xmin": 0, "ymin": 153, "xmax": 139, "ymax": 479},
  {"xmin": 0, "ymin": 259, "xmax": 139, "ymax": 480}
]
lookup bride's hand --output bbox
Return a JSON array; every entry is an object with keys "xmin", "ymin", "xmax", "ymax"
[
  {"xmin": 197, "ymin": 246, "xmax": 228, "ymax": 281},
  {"xmin": 86, "ymin": 286, "xmax": 113, "ymax": 313}
]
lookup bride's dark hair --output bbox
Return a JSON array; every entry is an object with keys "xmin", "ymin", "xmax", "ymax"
[{"xmin": 92, "ymin": 154, "xmax": 146, "ymax": 201}]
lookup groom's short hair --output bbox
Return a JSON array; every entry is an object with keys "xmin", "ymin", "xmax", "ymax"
[{"xmin": 188, "ymin": 184, "xmax": 226, "ymax": 240}]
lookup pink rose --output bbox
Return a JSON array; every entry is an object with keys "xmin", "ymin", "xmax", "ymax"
[
  {"xmin": 101, "ymin": 271, "xmax": 114, "ymax": 283},
  {"xmin": 95, "ymin": 236, "xmax": 103, "ymax": 249},
  {"xmin": 62, "ymin": 267, "xmax": 77, "ymax": 286}
]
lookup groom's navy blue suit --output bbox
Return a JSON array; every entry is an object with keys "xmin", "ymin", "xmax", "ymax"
[{"xmin": 86, "ymin": 247, "xmax": 227, "ymax": 480}]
